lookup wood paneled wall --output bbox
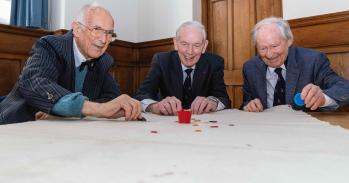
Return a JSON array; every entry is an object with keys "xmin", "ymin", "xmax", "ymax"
[
  {"xmin": 201, "ymin": 0, "xmax": 282, "ymax": 108},
  {"xmin": 0, "ymin": 24, "xmax": 173, "ymax": 97}
]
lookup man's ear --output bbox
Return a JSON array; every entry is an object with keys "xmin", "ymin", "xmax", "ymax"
[
  {"xmin": 287, "ymin": 38, "xmax": 293, "ymax": 47},
  {"xmin": 72, "ymin": 21, "xmax": 81, "ymax": 37},
  {"xmin": 202, "ymin": 40, "xmax": 209, "ymax": 54},
  {"xmin": 173, "ymin": 37, "xmax": 178, "ymax": 50}
]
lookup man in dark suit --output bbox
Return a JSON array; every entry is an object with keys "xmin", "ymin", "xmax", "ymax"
[
  {"xmin": 135, "ymin": 21, "xmax": 231, "ymax": 115},
  {"xmin": 0, "ymin": 3, "xmax": 141, "ymax": 124},
  {"xmin": 242, "ymin": 17, "xmax": 349, "ymax": 112}
]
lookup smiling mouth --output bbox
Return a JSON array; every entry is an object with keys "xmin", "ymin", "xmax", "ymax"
[
  {"xmin": 94, "ymin": 44, "xmax": 105, "ymax": 50},
  {"xmin": 266, "ymin": 57, "xmax": 279, "ymax": 62},
  {"xmin": 184, "ymin": 56, "xmax": 195, "ymax": 61}
]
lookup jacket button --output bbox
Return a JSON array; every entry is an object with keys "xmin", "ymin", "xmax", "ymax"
[{"xmin": 47, "ymin": 92, "xmax": 53, "ymax": 100}]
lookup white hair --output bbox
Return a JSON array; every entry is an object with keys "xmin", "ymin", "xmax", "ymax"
[
  {"xmin": 75, "ymin": 2, "xmax": 112, "ymax": 24},
  {"xmin": 175, "ymin": 20, "xmax": 207, "ymax": 41},
  {"xmin": 251, "ymin": 16, "xmax": 293, "ymax": 44}
]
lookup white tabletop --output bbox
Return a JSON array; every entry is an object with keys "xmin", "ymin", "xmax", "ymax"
[{"xmin": 1, "ymin": 105, "xmax": 349, "ymax": 183}]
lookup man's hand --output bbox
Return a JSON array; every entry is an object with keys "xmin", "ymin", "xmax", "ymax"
[
  {"xmin": 113, "ymin": 94, "xmax": 141, "ymax": 120},
  {"xmin": 301, "ymin": 83, "xmax": 326, "ymax": 110},
  {"xmin": 147, "ymin": 96, "xmax": 182, "ymax": 115},
  {"xmin": 82, "ymin": 94, "xmax": 141, "ymax": 120},
  {"xmin": 243, "ymin": 98, "xmax": 263, "ymax": 112},
  {"xmin": 190, "ymin": 96, "xmax": 217, "ymax": 114},
  {"xmin": 35, "ymin": 111, "xmax": 57, "ymax": 120}
]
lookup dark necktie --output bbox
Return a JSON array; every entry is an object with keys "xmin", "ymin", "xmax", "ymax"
[
  {"xmin": 273, "ymin": 68, "xmax": 286, "ymax": 106},
  {"xmin": 79, "ymin": 60, "xmax": 96, "ymax": 72},
  {"xmin": 182, "ymin": 68, "xmax": 193, "ymax": 109}
]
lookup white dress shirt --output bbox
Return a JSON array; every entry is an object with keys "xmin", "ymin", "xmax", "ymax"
[{"xmin": 73, "ymin": 39, "xmax": 87, "ymax": 67}]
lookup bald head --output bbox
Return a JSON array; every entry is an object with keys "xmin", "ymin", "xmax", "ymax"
[{"xmin": 75, "ymin": 3, "xmax": 114, "ymax": 26}]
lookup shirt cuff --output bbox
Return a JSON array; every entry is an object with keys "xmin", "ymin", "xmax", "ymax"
[
  {"xmin": 321, "ymin": 93, "xmax": 339, "ymax": 108},
  {"xmin": 208, "ymin": 96, "xmax": 226, "ymax": 111},
  {"xmin": 52, "ymin": 92, "xmax": 88, "ymax": 117},
  {"xmin": 141, "ymin": 99, "xmax": 158, "ymax": 112}
]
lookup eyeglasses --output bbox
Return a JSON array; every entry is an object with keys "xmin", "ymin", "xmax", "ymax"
[{"xmin": 78, "ymin": 22, "xmax": 117, "ymax": 41}]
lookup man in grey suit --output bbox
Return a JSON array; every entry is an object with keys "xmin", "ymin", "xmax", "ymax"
[
  {"xmin": 0, "ymin": 3, "xmax": 141, "ymax": 124},
  {"xmin": 242, "ymin": 17, "xmax": 349, "ymax": 112}
]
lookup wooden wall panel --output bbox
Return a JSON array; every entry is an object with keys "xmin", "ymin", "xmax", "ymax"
[
  {"xmin": 0, "ymin": 55, "xmax": 23, "ymax": 95},
  {"xmin": 233, "ymin": 0, "xmax": 255, "ymax": 69},
  {"xmin": 289, "ymin": 11, "xmax": 349, "ymax": 49},
  {"xmin": 107, "ymin": 41, "xmax": 138, "ymax": 95},
  {"xmin": 108, "ymin": 45, "xmax": 136, "ymax": 63},
  {"xmin": 138, "ymin": 38, "xmax": 173, "ymax": 64},
  {"xmin": 255, "ymin": 0, "xmax": 282, "ymax": 21},
  {"xmin": 208, "ymin": 0, "xmax": 229, "ymax": 69},
  {"xmin": 327, "ymin": 53, "xmax": 349, "ymax": 80},
  {"xmin": 0, "ymin": 25, "xmax": 49, "ymax": 55},
  {"xmin": 112, "ymin": 66, "xmax": 138, "ymax": 95}
]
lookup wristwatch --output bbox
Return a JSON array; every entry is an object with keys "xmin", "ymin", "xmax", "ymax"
[{"xmin": 207, "ymin": 96, "xmax": 219, "ymax": 105}]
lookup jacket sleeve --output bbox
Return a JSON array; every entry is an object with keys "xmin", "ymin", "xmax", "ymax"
[
  {"xmin": 240, "ymin": 63, "xmax": 254, "ymax": 109},
  {"xmin": 93, "ymin": 71, "xmax": 121, "ymax": 103},
  {"xmin": 314, "ymin": 53, "xmax": 349, "ymax": 108},
  {"xmin": 18, "ymin": 38, "xmax": 71, "ymax": 114},
  {"xmin": 209, "ymin": 56, "xmax": 231, "ymax": 108}
]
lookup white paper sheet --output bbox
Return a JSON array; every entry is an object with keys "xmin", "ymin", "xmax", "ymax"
[{"xmin": 1, "ymin": 105, "xmax": 349, "ymax": 183}]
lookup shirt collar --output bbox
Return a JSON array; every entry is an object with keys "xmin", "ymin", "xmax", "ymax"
[
  {"xmin": 267, "ymin": 63, "xmax": 286, "ymax": 73},
  {"xmin": 181, "ymin": 64, "xmax": 196, "ymax": 71},
  {"xmin": 73, "ymin": 38, "xmax": 88, "ymax": 67}
]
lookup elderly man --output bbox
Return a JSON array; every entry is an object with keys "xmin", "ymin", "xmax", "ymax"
[
  {"xmin": 242, "ymin": 17, "xmax": 349, "ymax": 112},
  {"xmin": 135, "ymin": 21, "xmax": 231, "ymax": 115},
  {"xmin": 0, "ymin": 3, "xmax": 141, "ymax": 124}
]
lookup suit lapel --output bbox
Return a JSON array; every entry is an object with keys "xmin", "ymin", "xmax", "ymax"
[
  {"xmin": 170, "ymin": 53, "xmax": 184, "ymax": 99},
  {"xmin": 285, "ymin": 46, "xmax": 300, "ymax": 104},
  {"xmin": 191, "ymin": 54, "xmax": 207, "ymax": 96},
  {"xmin": 60, "ymin": 31, "xmax": 76, "ymax": 91}
]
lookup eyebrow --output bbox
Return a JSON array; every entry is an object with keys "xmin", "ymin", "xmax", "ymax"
[{"xmin": 91, "ymin": 24, "xmax": 114, "ymax": 31}]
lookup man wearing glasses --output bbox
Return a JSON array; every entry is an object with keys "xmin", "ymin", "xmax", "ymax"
[
  {"xmin": 0, "ymin": 3, "xmax": 141, "ymax": 124},
  {"xmin": 134, "ymin": 21, "xmax": 231, "ymax": 115}
]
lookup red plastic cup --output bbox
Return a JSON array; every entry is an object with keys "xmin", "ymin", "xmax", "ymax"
[{"xmin": 177, "ymin": 109, "xmax": 192, "ymax": 124}]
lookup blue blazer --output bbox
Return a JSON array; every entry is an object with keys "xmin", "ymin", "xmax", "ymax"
[
  {"xmin": 242, "ymin": 46, "xmax": 349, "ymax": 110},
  {"xmin": 134, "ymin": 51, "xmax": 231, "ymax": 108},
  {"xmin": 0, "ymin": 31, "xmax": 120, "ymax": 124}
]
